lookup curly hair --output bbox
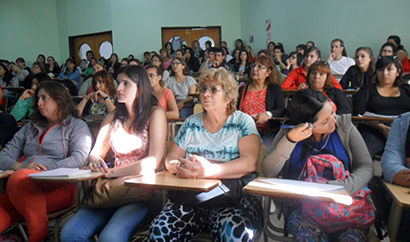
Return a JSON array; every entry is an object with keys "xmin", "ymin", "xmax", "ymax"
[{"xmin": 198, "ymin": 67, "xmax": 238, "ymax": 115}]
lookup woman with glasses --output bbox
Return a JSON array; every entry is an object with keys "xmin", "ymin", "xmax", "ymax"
[
  {"xmin": 237, "ymin": 55, "xmax": 285, "ymax": 148},
  {"xmin": 379, "ymin": 42, "xmax": 397, "ymax": 57},
  {"xmin": 387, "ymin": 35, "xmax": 410, "ymax": 73},
  {"xmin": 340, "ymin": 47, "xmax": 376, "ymax": 89},
  {"xmin": 353, "ymin": 56, "xmax": 410, "ymax": 158},
  {"xmin": 149, "ymin": 67, "xmax": 263, "ymax": 242},
  {"xmin": 283, "ymin": 51, "xmax": 303, "ymax": 76},
  {"xmin": 146, "ymin": 65, "xmax": 179, "ymax": 119},
  {"xmin": 307, "ymin": 61, "xmax": 352, "ymax": 114},
  {"xmin": 165, "ymin": 57, "xmax": 197, "ymax": 119},
  {"xmin": 150, "ymin": 54, "xmax": 170, "ymax": 82},
  {"xmin": 281, "ymin": 47, "xmax": 342, "ymax": 90}
]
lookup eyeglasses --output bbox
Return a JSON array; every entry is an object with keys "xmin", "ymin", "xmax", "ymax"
[
  {"xmin": 148, "ymin": 74, "xmax": 158, "ymax": 78},
  {"xmin": 199, "ymin": 86, "xmax": 223, "ymax": 94},
  {"xmin": 171, "ymin": 62, "xmax": 182, "ymax": 66},
  {"xmin": 151, "ymin": 59, "xmax": 161, "ymax": 63},
  {"xmin": 250, "ymin": 64, "xmax": 267, "ymax": 70}
]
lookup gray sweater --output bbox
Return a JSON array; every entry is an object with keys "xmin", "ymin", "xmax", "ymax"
[
  {"xmin": 0, "ymin": 116, "xmax": 92, "ymax": 170},
  {"xmin": 262, "ymin": 114, "xmax": 374, "ymax": 195}
]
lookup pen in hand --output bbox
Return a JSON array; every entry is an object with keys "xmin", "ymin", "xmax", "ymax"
[
  {"xmin": 281, "ymin": 125, "xmax": 316, "ymax": 129},
  {"xmin": 98, "ymin": 162, "xmax": 111, "ymax": 168}
]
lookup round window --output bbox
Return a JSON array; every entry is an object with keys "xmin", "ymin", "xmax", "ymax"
[
  {"xmin": 99, "ymin": 41, "xmax": 113, "ymax": 59},
  {"xmin": 78, "ymin": 43, "xmax": 91, "ymax": 60},
  {"xmin": 198, "ymin": 36, "xmax": 215, "ymax": 50}
]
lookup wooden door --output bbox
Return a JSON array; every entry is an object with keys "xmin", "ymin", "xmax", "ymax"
[
  {"xmin": 70, "ymin": 32, "xmax": 112, "ymax": 65},
  {"xmin": 162, "ymin": 27, "xmax": 220, "ymax": 50}
]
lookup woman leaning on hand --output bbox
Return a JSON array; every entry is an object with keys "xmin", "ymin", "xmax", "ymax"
[
  {"xmin": 149, "ymin": 67, "xmax": 263, "ymax": 242},
  {"xmin": 0, "ymin": 81, "xmax": 92, "ymax": 242},
  {"xmin": 61, "ymin": 65, "xmax": 167, "ymax": 242},
  {"xmin": 263, "ymin": 89, "xmax": 374, "ymax": 241}
]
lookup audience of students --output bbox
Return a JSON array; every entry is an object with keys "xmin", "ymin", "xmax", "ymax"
[{"xmin": 150, "ymin": 53, "xmax": 170, "ymax": 82}]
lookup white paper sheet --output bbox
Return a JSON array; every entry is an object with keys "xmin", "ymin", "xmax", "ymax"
[
  {"xmin": 28, "ymin": 168, "xmax": 91, "ymax": 178},
  {"xmin": 259, "ymin": 178, "xmax": 344, "ymax": 192}
]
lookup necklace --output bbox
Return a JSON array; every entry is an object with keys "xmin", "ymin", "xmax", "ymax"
[{"xmin": 313, "ymin": 133, "xmax": 331, "ymax": 152}]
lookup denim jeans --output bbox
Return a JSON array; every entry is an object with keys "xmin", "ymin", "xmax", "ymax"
[{"xmin": 61, "ymin": 192, "xmax": 162, "ymax": 242}]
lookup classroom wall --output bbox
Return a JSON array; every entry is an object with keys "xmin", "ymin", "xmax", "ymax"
[
  {"xmin": 0, "ymin": 0, "xmax": 60, "ymax": 66},
  {"xmin": 240, "ymin": 0, "xmax": 410, "ymax": 58}
]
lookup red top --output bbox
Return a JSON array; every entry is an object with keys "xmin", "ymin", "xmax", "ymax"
[
  {"xmin": 242, "ymin": 88, "xmax": 271, "ymax": 135},
  {"xmin": 281, "ymin": 65, "xmax": 342, "ymax": 90}
]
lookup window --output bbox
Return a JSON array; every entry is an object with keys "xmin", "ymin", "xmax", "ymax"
[
  {"xmin": 99, "ymin": 41, "xmax": 113, "ymax": 59},
  {"xmin": 168, "ymin": 36, "xmax": 187, "ymax": 50},
  {"xmin": 198, "ymin": 36, "xmax": 215, "ymax": 50},
  {"xmin": 78, "ymin": 43, "xmax": 91, "ymax": 60}
]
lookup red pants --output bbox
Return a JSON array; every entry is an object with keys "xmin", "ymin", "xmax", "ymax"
[{"xmin": 0, "ymin": 169, "xmax": 76, "ymax": 242}]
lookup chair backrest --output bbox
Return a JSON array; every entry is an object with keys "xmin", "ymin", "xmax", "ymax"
[
  {"xmin": 194, "ymin": 104, "xmax": 203, "ymax": 114},
  {"xmin": 257, "ymin": 145, "xmax": 266, "ymax": 175}
]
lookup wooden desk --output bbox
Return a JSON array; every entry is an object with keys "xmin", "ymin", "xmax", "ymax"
[
  {"xmin": 383, "ymin": 181, "xmax": 410, "ymax": 242},
  {"xmin": 244, "ymin": 178, "xmax": 352, "ymax": 205},
  {"xmin": 244, "ymin": 178, "xmax": 352, "ymax": 242},
  {"xmin": 31, "ymin": 171, "xmax": 104, "ymax": 210},
  {"xmin": 125, "ymin": 171, "xmax": 221, "ymax": 192},
  {"xmin": 352, "ymin": 116, "xmax": 395, "ymax": 124},
  {"xmin": 167, "ymin": 119, "xmax": 185, "ymax": 141}
]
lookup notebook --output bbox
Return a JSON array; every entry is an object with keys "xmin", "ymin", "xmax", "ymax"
[{"xmin": 28, "ymin": 168, "xmax": 91, "ymax": 178}]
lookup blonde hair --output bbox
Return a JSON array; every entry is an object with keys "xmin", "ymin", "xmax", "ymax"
[{"xmin": 198, "ymin": 68, "xmax": 238, "ymax": 115}]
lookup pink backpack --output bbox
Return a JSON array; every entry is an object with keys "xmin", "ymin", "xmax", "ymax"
[{"xmin": 299, "ymin": 154, "xmax": 375, "ymax": 233}]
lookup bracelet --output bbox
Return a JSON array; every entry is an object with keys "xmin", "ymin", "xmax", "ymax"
[{"xmin": 103, "ymin": 95, "xmax": 110, "ymax": 101}]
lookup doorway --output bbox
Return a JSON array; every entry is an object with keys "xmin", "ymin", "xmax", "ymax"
[
  {"xmin": 162, "ymin": 27, "xmax": 221, "ymax": 50},
  {"xmin": 69, "ymin": 31, "xmax": 113, "ymax": 65}
]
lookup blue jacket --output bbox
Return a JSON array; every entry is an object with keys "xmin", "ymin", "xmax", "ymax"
[
  {"xmin": 0, "ymin": 116, "xmax": 92, "ymax": 170},
  {"xmin": 381, "ymin": 112, "xmax": 410, "ymax": 183}
]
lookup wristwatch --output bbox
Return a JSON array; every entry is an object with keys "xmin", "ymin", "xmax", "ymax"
[
  {"xmin": 103, "ymin": 95, "xmax": 110, "ymax": 101},
  {"xmin": 265, "ymin": 111, "xmax": 273, "ymax": 119}
]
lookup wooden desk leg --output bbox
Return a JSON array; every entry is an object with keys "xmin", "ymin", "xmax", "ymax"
[{"xmin": 387, "ymin": 202, "xmax": 403, "ymax": 242}]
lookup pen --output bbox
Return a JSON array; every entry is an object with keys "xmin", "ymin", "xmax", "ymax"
[
  {"xmin": 281, "ymin": 125, "xmax": 316, "ymax": 129},
  {"xmin": 98, "ymin": 162, "xmax": 111, "ymax": 168}
]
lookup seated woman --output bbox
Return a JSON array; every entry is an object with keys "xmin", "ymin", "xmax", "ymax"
[
  {"xmin": 263, "ymin": 89, "xmax": 374, "ymax": 241},
  {"xmin": 58, "ymin": 57, "xmax": 81, "ymax": 89},
  {"xmin": 76, "ymin": 70, "xmax": 116, "ymax": 118},
  {"xmin": 379, "ymin": 42, "xmax": 397, "ymax": 57},
  {"xmin": 0, "ymin": 81, "xmax": 92, "ymax": 242},
  {"xmin": 237, "ymin": 55, "xmax": 285, "ymax": 148},
  {"xmin": 82, "ymin": 57, "xmax": 98, "ymax": 76},
  {"xmin": 160, "ymin": 48, "xmax": 172, "ymax": 70},
  {"xmin": 193, "ymin": 40, "xmax": 204, "ymax": 63},
  {"xmin": 61, "ymin": 65, "xmax": 166, "ymax": 242},
  {"xmin": 354, "ymin": 56, "xmax": 410, "ymax": 158},
  {"xmin": 306, "ymin": 60, "xmax": 352, "ymax": 114},
  {"xmin": 340, "ymin": 47, "xmax": 376, "ymax": 89},
  {"xmin": 283, "ymin": 51, "xmax": 303, "ymax": 76},
  {"xmin": 245, "ymin": 46, "xmax": 256, "ymax": 63},
  {"xmin": 11, "ymin": 73, "xmax": 51, "ymax": 122},
  {"xmin": 22, "ymin": 61, "xmax": 47, "ymax": 89},
  {"xmin": 388, "ymin": 35, "xmax": 410, "ymax": 73},
  {"xmin": 146, "ymin": 65, "xmax": 179, "ymax": 119},
  {"xmin": 79, "ymin": 63, "xmax": 106, "ymax": 96},
  {"xmin": 149, "ymin": 67, "xmax": 263, "ymax": 241},
  {"xmin": 165, "ymin": 57, "xmax": 197, "ymax": 119},
  {"xmin": 185, "ymin": 47, "xmax": 200, "ymax": 72},
  {"xmin": 0, "ymin": 63, "xmax": 19, "ymax": 99},
  {"xmin": 47, "ymin": 56, "xmax": 61, "ymax": 77},
  {"xmin": 9, "ymin": 62, "xmax": 29, "ymax": 83},
  {"xmin": 281, "ymin": 47, "xmax": 342, "ymax": 90},
  {"xmin": 234, "ymin": 49, "xmax": 251, "ymax": 75},
  {"xmin": 150, "ymin": 53, "xmax": 170, "ymax": 82}
]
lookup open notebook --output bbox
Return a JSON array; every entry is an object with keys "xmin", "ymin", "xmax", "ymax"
[{"xmin": 28, "ymin": 168, "xmax": 91, "ymax": 178}]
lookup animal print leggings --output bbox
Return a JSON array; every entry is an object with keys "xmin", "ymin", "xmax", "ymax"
[{"xmin": 149, "ymin": 195, "xmax": 263, "ymax": 242}]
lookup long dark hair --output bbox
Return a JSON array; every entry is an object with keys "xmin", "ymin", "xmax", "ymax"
[
  {"xmin": 32, "ymin": 81, "xmax": 78, "ymax": 126},
  {"xmin": 114, "ymin": 65, "xmax": 158, "ymax": 133},
  {"xmin": 376, "ymin": 56, "xmax": 403, "ymax": 86},
  {"xmin": 0, "ymin": 63, "xmax": 15, "ymax": 86},
  {"xmin": 353, "ymin": 47, "xmax": 377, "ymax": 86}
]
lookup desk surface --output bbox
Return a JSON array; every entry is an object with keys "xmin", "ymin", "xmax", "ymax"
[
  {"xmin": 244, "ymin": 177, "xmax": 353, "ymax": 205},
  {"xmin": 352, "ymin": 116, "xmax": 395, "ymax": 123},
  {"xmin": 125, "ymin": 171, "xmax": 221, "ymax": 192},
  {"xmin": 383, "ymin": 181, "xmax": 410, "ymax": 208},
  {"xmin": 30, "ymin": 171, "xmax": 103, "ymax": 183},
  {"xmin": 0, "ymin": 173, "xmax": 10, "ymax": 179}
]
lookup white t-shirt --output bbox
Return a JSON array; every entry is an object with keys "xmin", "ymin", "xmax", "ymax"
[
  {"xmin": 164, "ymin": 75, "xmax": 197, "ymax": 100},
  {"xmin": 330, "ymin": 56, "xmax": 355, "ymax": 82}
]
